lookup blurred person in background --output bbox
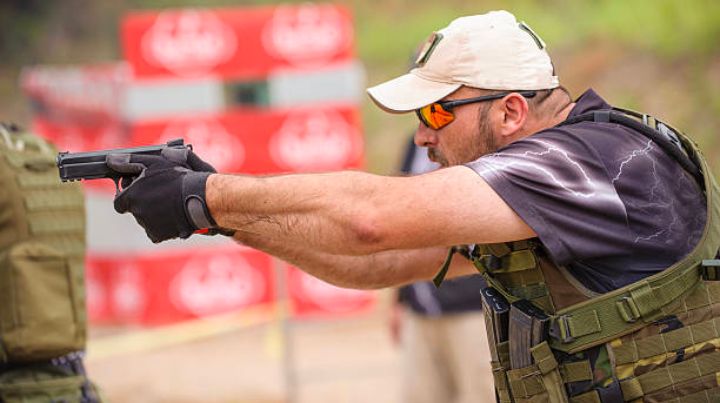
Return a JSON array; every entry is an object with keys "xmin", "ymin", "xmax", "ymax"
[
  {"xmin": 390, "ymin": 137, "xmax": 493, "ymax": 403},
  {"xmin": 105, "ymin": 10, "xmax": 718, "ymax": 402},
  {"xmin": 0, "ymin": 123, "xmax": 102, "ymax": 402}
]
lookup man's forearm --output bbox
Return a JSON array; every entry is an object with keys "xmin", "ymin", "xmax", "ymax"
[
  {"xmin": 232, "ymin": 229, "xmax": 473, "ymax": 289},
  {"xmin": 207, "ymin": 171, "xmax": 402, "ymax": 256},
  {"xmin": 208, "ymin": 170, "xmax": 453, "ymax": 289},
  {"xmin": 205, "ymin": 167, "xmax": 535, "ymax": 258},
  {"xmin": 231, "ymin": 230, "xmax": 442, "ymax": 289}
]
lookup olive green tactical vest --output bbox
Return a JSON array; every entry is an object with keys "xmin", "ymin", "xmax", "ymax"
[
  {"xmin": 0, "ymin": 124, "xmax": 87, "ymax": 363},
  {"xmin": 468, "ymin": 111, "xmax": 720, "ymax": 402}
]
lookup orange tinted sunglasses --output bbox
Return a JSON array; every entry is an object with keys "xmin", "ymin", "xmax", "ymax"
[{"xmin": 415, "ymin": 91, "xmax": 537, "ymax": 130}]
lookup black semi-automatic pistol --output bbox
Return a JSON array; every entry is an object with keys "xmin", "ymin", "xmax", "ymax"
[{"xmin": 56, "ymin": 138, "xmax": 189, "ymax": 193}]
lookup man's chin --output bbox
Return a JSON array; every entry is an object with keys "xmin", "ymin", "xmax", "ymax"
[
  {"xmin": 433, "ymin": 158, "xmax": 451, "ymax": 168},
  {"xmin": 427, "ymin": 150, "xmax": 449, "ymax": 167}
]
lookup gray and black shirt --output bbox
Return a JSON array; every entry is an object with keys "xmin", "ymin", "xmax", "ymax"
[{"xmin": 466, "ymin": 89, "xmax": 706, "ymax": 293}]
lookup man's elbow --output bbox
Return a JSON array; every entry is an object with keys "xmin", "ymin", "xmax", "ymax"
[{"xmin": 347, "ymin": 213, "xmax": 391, "ymax": 253}]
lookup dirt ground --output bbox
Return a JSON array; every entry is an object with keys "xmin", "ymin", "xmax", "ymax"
[{"xmin": 85, "ymin": 298, "xmax": 495, "ymax": 403}]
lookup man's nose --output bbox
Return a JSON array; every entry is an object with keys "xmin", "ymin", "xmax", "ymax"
[{"xmin": 414, "ymin": 123, "xmax": 437, "ymax": 147}]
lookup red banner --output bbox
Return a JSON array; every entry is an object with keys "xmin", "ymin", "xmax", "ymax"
[
  {"xmin": 36, "ymin": 103, "xmax": 363, "ymax": 194},
  {"xmin": 33, "ymin": 117, "xmax": 129, "ymax": 153},
  {"xmin": 122, "ymin": 4, "xmax": 354, "ymax": 80},
  {"xmin": 86, "ymin": 249, "xmax": 377, "ymax": 324},
  {"xmin": 39, "ymin": 105, "xmax": 363, "ymax": 173},
  {"xmin": 28, "ymin": 3, "xmax": 373, "ymax": 327},
  {"xmin": 86, "ymin": 246, "xmax": 275, "ymax": 325},
  {"xmin": 286, "ymin": 266, "xmax": 376, "ymax": 318},
  {"xmin": 85, "ymin": 257, "xmax": 114, "ymax": 323},
  {"xmin": 130, "ymin": 104, "xmax": 364, "ymax": 174}
]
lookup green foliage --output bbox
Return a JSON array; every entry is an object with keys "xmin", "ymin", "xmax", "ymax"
[
  {"xmin": 0, "ymin": 0, "xmax": 51, "ymax": 64},
  {"xmin": 1, "ymin": 0, "xmax": 718, "ymax": 173},
  {"xmin": 355, "ymin": 0, "xmax": 720, "ymax": 73},
  {"xmin": 352, "ymin": 0, "xmax": 720, "ymax": 173}
]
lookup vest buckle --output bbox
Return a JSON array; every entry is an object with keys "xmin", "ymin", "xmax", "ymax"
[
  {"xmin": 549, "ymin": 315, "xmax": 575, "ymax": 344},
  {"xmin": 616, "ymin": 296, "xmax": 641, "ymax": 323}
]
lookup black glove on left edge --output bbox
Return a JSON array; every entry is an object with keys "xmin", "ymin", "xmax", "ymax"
[{"xmin": 107, "ymin": 151, "xmax": 218, "ymax": 243}]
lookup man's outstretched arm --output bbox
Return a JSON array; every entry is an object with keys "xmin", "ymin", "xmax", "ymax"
[
  {"xmin": 207, "ymin": 165, "xmax": 535, "ymax": 256},
  {"xmin": 105, "ymin": 152, "xmax": 533, "ymax": 288}
]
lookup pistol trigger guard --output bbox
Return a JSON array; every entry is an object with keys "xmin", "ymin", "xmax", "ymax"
[{"xmin": 113, "ymin": 177, "xmax": 121, "ymax": 196}]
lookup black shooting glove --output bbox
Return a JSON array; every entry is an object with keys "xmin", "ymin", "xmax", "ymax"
[{"xmin": 107, "ymin": 148, "xmax": 220, "ymax": 243}]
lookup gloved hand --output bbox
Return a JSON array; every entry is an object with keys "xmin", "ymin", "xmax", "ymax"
[{"xmin": 107, "ymin": 148, "xmax": 219, "ymax": 243}]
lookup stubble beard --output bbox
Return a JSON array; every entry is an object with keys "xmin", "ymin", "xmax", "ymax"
[
  {"xmin": 426, "ymin": 107, "xmax": 498, "ymax": 167},
  {"xmin": 478, "ymin": 111, "xmax": 499, "ymax": 157},
  {"xmin": 427, "ymin": 147, "xmax": 450, "ymax": 167}
]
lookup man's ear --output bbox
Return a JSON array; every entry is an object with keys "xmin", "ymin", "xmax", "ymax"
[{"xmin": 498, "ymin": 93, "xmax": 530, "ymax": 137}]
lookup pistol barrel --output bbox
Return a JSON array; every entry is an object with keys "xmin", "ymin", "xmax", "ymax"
[{"xmin": 56, "ymin": 139, "xmax": 186, "ymax": 182}]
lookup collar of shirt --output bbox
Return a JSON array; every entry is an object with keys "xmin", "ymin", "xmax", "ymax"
[{"xmin": 566, "ymin": 89, "xmax": 612, "ymax": 118}]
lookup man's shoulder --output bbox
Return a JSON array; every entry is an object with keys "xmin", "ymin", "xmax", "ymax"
[{"xmin": 513, "ymin": 108, "xmax": 653, "ymax": 166}]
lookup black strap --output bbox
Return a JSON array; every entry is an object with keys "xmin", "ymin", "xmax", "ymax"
[
  {"xmin": 51, "ymin": 352, "xmax": 100, "ymax": 403},
  {"xmin": 559, "ymin": 109, "xmax": 704, "ymax": 189},
  {"xmin": 1, "ymin": 351, "xmax": 100, "ymax": 403},
  {"xmin": 432, "ymin": 245, "xmax": 471, "ymax": 287}
]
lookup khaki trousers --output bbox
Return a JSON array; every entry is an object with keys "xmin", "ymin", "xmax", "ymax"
[{"xmin": 400, "ymin": 308, "xmax": 496, "ymax": 403}]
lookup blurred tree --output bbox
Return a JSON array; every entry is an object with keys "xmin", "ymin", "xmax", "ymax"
[{"xmin": 0, "ymin": 0, "xmax": 51, "ymax": 64}]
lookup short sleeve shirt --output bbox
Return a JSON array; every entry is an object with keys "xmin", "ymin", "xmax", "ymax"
[{"xmin": 465, "ymin": 89, "xmax": 707, "ymax": 293}]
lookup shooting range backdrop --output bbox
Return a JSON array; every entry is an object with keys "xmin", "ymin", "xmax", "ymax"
[{"xmin": 21, "ymin": 4, "xmax": 374, "ymax": 325}]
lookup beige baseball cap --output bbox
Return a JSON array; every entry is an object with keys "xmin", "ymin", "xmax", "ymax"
[{"xmin": 367, "ymin": 10, "xmax": 559, "ymax": 113}]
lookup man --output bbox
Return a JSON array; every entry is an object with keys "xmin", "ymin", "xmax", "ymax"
[
  {"xmin": 107, "ymin": 11, "xmax": 719, "ymax": 402},
  {"xmin": 0, "ymin": 123, "xmax": 102, "ymax": 402},
  {"xmin": 391, "ymin": 138, "xmax": 493, "ymax": 403}
]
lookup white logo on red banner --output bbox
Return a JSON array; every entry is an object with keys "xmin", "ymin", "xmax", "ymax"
[
  {"xmin": 160, "ymin": 119, "xmax": 245, "ymax": 171},
  {"xmin": 270, "ymin": 111, "xmax": 360, "ymax": 171},
  {"xmin": 142, "ymin": 9, "xmax": 237, "ymax": 77},
  {"xmin": 295, "ymin": 272, "xmax": 372, "ymax": 313},
  {"xmin": 262, "ymin": 4, "xmax": 352, "ymax": 67},
  {"xmin": 112, "ymin": 264, "xmax": 146, "ymax": 320},
  {"xmin": 169, "ymin": 254, "xmax": 267, "ymax": 316}
]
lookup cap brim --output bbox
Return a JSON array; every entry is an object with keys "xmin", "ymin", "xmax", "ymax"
[{"xmin": 366, "ymin": 73, "xmax": 461, "ymax": 114}]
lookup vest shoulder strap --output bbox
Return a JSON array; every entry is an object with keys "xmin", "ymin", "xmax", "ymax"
[{"xmin": 558, "ymin": 108, "xmax": 704, "ymax": 188}]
